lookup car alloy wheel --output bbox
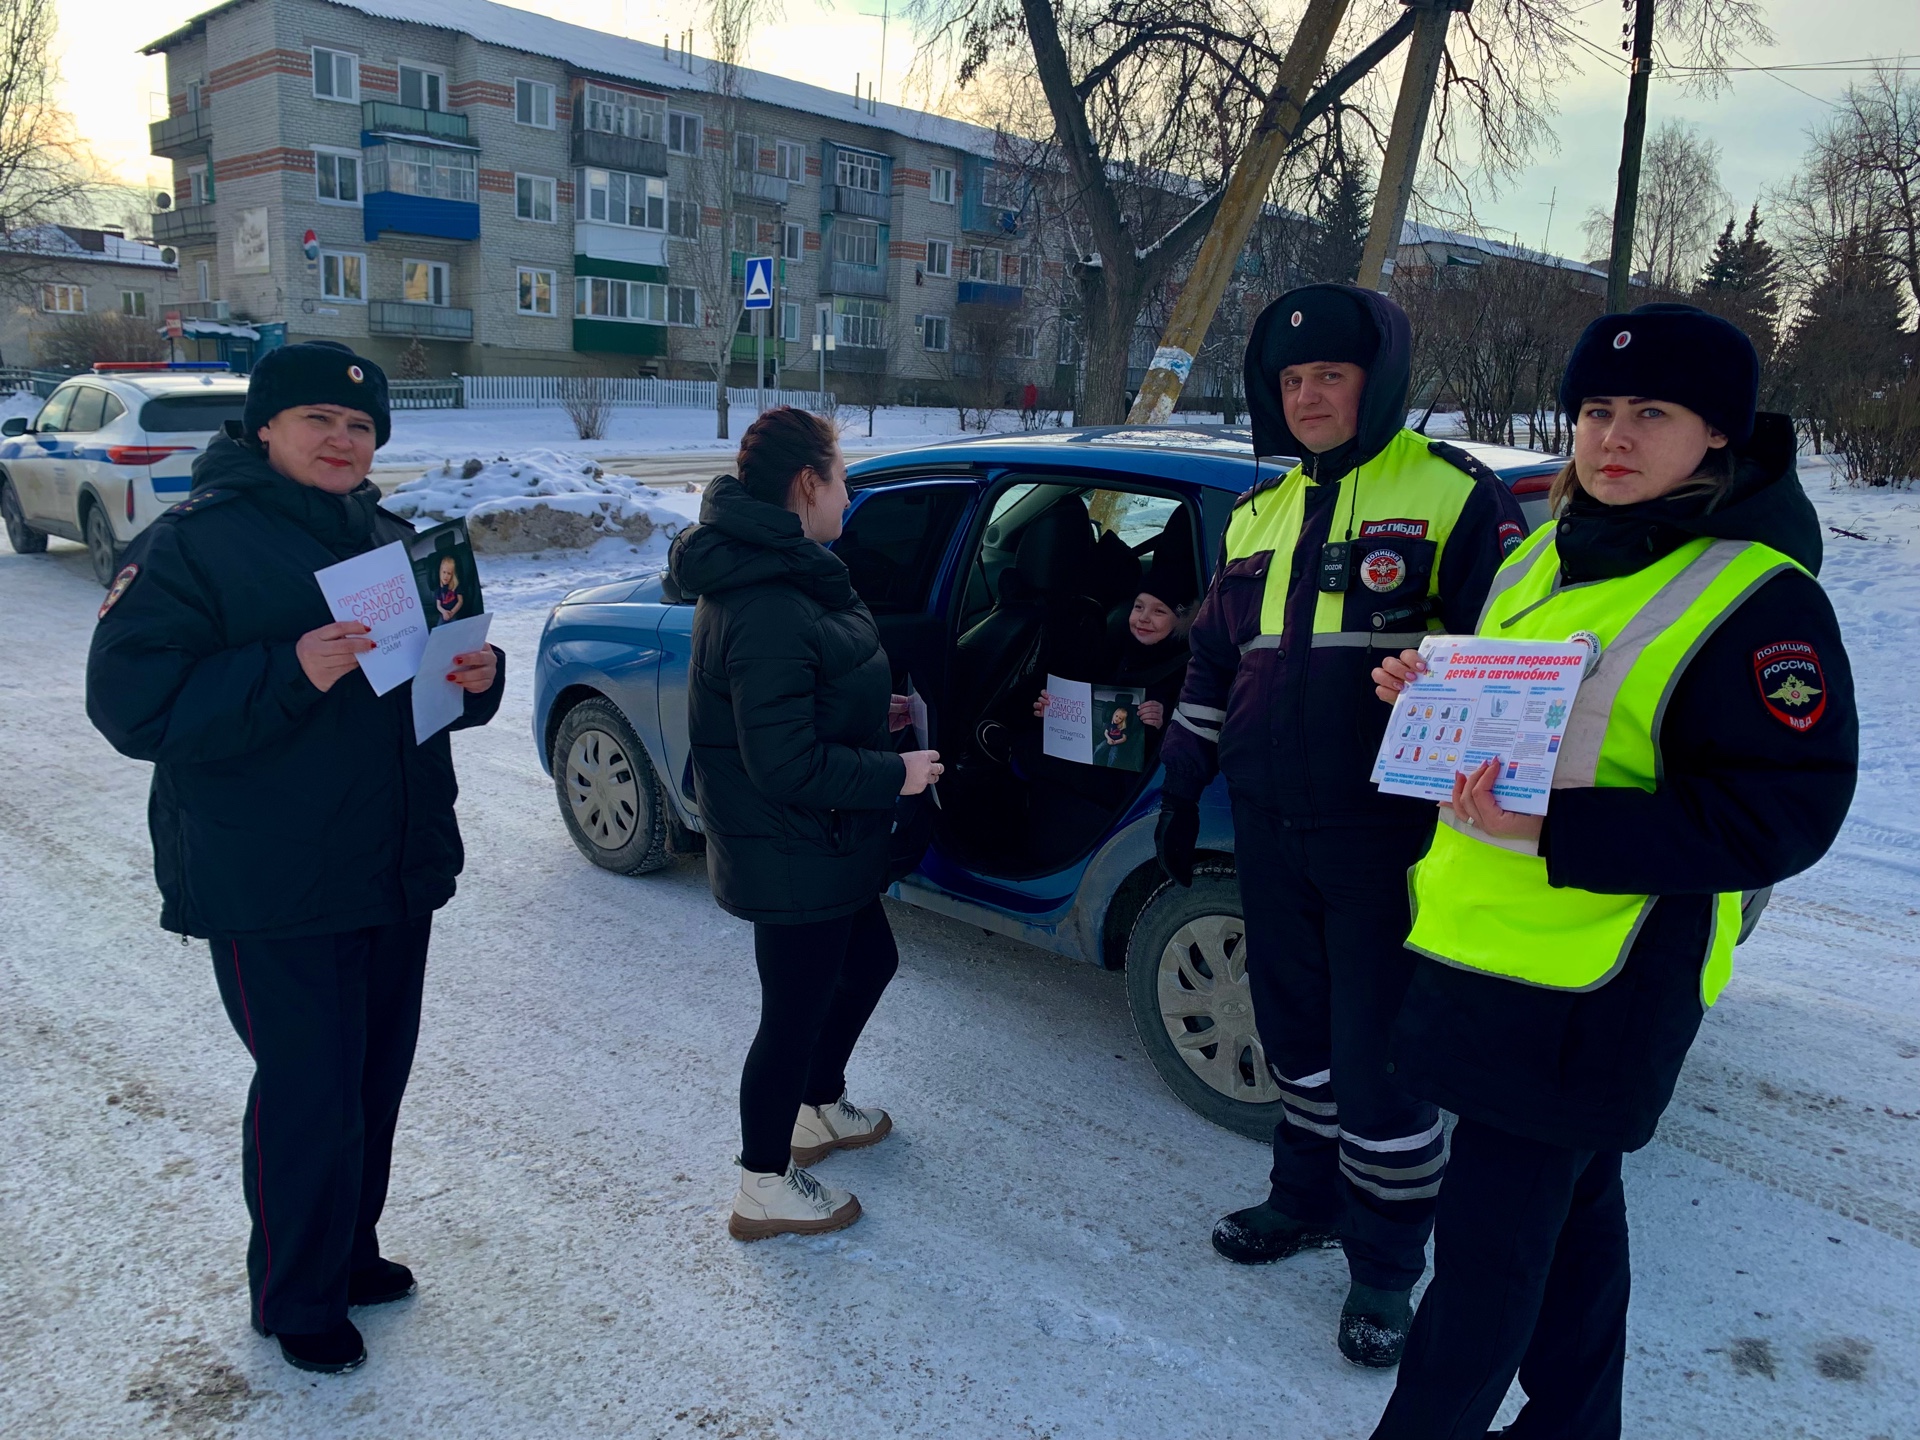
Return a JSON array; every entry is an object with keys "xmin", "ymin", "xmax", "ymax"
[
  {"xmin": 84, "ymin": 503, "xmax": 119, "ymax": 586},
  {"xmin": 1156, "ymin": 912, "xmax": 1281, "ymax": 1107},
  {"xmin": 566, "ymin": 727, "xmax": 641, "ymax": 849},
  {"xmin": 1124, "ymin": 870, "xmax": 1285, "ymax": 1140}
]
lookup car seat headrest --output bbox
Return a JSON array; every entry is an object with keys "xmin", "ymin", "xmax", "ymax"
[{"xmin": 1013, "ymin": 502, "xmax": 1096, "ymax": 592}]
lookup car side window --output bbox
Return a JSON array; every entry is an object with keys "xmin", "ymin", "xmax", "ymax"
[
  {"xmin": 33, "ymin": 387, "xmax": 76, "ymax": 434},
  {"xmin": 98, "ymin": 393, "xmax": 126, "ymax": 427},
  {"xmin": 833, "ymin": 483, "xmax": 974, "ymax": 616},
  {"xmin": 64, "ymin": 386, "xmax": 108, "ymax": 434}
]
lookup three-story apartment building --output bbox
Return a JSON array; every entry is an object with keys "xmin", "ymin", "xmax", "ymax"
[{"xmin": 143, "ymin": 0, "xmax": 1065, "ymax": 396}]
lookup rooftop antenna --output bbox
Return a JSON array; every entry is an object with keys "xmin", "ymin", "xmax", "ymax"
[
  {"xmin": 1539, "ymin": 186, "xmax": 1558, "ymax": 254},
  {"xmin": 877, "ymin": 0, "xmax": 889, "ymax": 108}
]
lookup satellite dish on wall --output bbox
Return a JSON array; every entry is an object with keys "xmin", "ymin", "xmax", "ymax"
[{"xmin": 154, "ymin": 191, "xmax": 173, "ymax": 211}]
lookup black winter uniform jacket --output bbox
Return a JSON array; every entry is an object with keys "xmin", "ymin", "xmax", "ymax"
[
  {"xmin": 1161, "ymin": 289, "xmax": 1527, "ymax": 825},
  {"xmin": 85, "ymin": 434, "xmax": 504, "ymax": 939},
  {"xmin": 670, "ymin": 475, "xmax": 906, "ymax": 925},
  {"xmin": 1392, "ymin": 415, "xmax": 1858, "ymax": 1152}
]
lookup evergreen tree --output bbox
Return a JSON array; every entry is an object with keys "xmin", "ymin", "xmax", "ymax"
[
  {"xmin": 1781, "ymin": 228, "xmax": 1911, "ymax": 447},
  {"xmin": 1693, "ymin": 203, "xmax": 1784, "ymax": 366},
  {"xmin": 1698, "ymin": 215, "xmax": 1741, "ymax": 291},
  {"xmin": 1304, "ymin": 136, "xmax": 1372, "ymax": 285}
]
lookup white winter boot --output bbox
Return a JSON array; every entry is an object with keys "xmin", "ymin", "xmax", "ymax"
[
  {"xmin": 728, "ymin": 1163, "xmax": 861, "ymax": 1241},
  {"xmin": 791, "ymin": 1091, "xmax": 893, "ymax": 1166}
]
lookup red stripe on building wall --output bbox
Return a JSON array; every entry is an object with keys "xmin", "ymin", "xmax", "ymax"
[
  {"xmin": 214, "ymin": 147, "xmax": 315, "ymax": 182},
  {"xmin": 804, "ymin": 231, "xmax": 821, "ymax": 251},
  {"xmin": 450, "ymin": 79, "xmax": 512, "ymax": 108},
  {"xmin": 360, "ymin": 64, "xmax": 399, "ymax": 95},
  {"xmin": 478, "ymin": 169, "xmax": 515, "ymax": 194},
  {"xmin": 207, "ymin": 48, "xmax": 310, "ymax": 94},
  {"xmin": 805, "ymin": 156, "xmax": 823, "ymax": 177},
  {"xmin": 168, "ymin": 92, "xmax": 188, "ymax": 117},
  {"xmin": 896, "ymin": 168, "xmax": 929, "ymax": 188},
  {"xmin": 555, "ymin": 97, "xmax": 573, "ymax": 123},
  {"xmin": 557, "ymin": 181, "xmax": 575, "ymax": 205},
  {"xmin": 703, "ymin": 127, "xmax": 726, "ymax": 150},
  {"xmin": 888, "ymin": 240, "xmax": 921, "ymax": 258}
]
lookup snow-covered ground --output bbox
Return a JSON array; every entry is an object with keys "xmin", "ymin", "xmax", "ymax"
[{"xmin": 0, "ymin": 465, "xmax": 1915, "ymax": 1439}]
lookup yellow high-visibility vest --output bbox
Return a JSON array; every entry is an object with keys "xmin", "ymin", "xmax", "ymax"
[{"xmin": 1405, "ymin": 523, "xmax": 1804, "ymax": 1006}]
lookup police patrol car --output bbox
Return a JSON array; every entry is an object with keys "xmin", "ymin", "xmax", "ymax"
[{"xmin": 0, "ymin": 361, "xmax": 249, "ymax": 585}]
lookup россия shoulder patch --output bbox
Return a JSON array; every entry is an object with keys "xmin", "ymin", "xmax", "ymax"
[{"xmin": 1753, "ymin": 640, "xmax": 1826, "ymax": 731}]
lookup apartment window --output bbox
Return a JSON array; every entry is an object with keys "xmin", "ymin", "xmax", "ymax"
[
  {"xmin": 320, "ymin": 250, "xmax": 364, "ymax": 301},
  {"xmin": 314, "ymin": 149, "xmax": 361, "ymax": 205},
  {"xmin": 121, "ymin": 290, "xmax": 148, "ymax": 317},
  {"xmin": 574, "ymin": 168, "xmax": 665, "ymax": 229},
  {"xmin": 514, "ymin": 78, "xmax": 554, "ymax": 128},
  {"xmin": 574, "ymin": 275, "xmax": 670, "ymax": 323},
  {"xmin": 366, "ymin": 142, "xmax": 476, "ymax": 202},
  {"xmin": 924, "ymin": 239, "xmax": 951, "ymax": 277},
  {"xmin": 968, "ymin": 246, "xmax": 1001, "ymax": 282},
  {"xmin": 929, "ymin": 165, "xmax": 955, "ymax": 205},
  {"xmin": 981, "ymin": 165, "xmax": 1020, "ymax": 211},
  {"xmin": 398, "ymin": 65, "xmax": 443, "ymax": 111},
  {"xmin": 774, "ymin": 140, "xmax": 804, "ymax": 183},
  {"xmin": 1014, "ymin": 325, "xmax": 1039, "ymax": 359},
  {"xmin": 668, "ymin": 285, "xmax": 700, "ymax": 326},
  {"xmin": 515, "ymin": 174, "xmax": 556, "ymax": 222},
  {"xmin": 732, "ymin": 213, "xmax": 758, "ymax": 252},
  {"xmin": 781, "ymin": 221, "xmax": 804, "ymax": 261},
  {"xmin": 779, "ymin": 301, "xmax": 800, "ymax": 341},
  {"xmin": 196, "ymin": 260, "xmax": 210, "ymax": 301},
  {"xmin": 835, "ymin": 149, "xmax": 882, "ymax": 193},
  {"xmin": 734, "ymin": 132, "xmax": 759, "ymax": 172},
  {"xmin": 312, "ymin": 47, "xmax": 357, "ymax": 102},
  {"xmin": 582, "ymin": 83, "xmax": 664, "ymax": 142},
  {"xmin": 1014, "ymin": 253, "xmax": 1036, "ymax": 287},
  {"xmin": 403, "ymin": 259, "xmax": 450, "ymax": 306},
  {"xmin": 666, "ymin": 198, "xmax": 700, "ymax": 239},
  {"xmin": 184, "ymin": 165, "xmax": 209, "ymax": 207},
  {"xmin": 833, "ymin": 220, "xmax": 879, "ymax": 267},
  {"xmin": 920, "ymin": 314, "xmax": 949, "ymax": 352},
  {"xmin": 516, "ymin": 266, "xmax": 556, "ymax": 315},
  {"xmin": 185, "ymin": 80, "xmax": 203, "ymax": 112},
  {"xmin": 41, "ymin": 283, "xmax": 84, "ymax": 313},
  {"xmin": 835, "ymin": 297, "xmax": 883, "ymax": 348},
  {"xmin": 667, "ymin": 110, "xmax": 701, "ymax": 155}
]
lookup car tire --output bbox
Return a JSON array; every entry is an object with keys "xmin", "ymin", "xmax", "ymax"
[
  {"xmin": 83, "ymin": 501, "xmax": 120, "ymax": 586},
  {"xmin": 551, "ymin": 695, "xmax": 671, "ymax": 876},
  {"xmin": 0, "ymin": 476, "xmax": 48, "ymax": 554},
  {"xmin": 1124, "ymin": 867, "xmax": 1285, "ymax": 1142}
]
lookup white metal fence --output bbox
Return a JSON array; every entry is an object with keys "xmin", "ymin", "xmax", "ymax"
[{"xmin": 459, "ymin": 375, "xmax": 834, "ymax": 411}]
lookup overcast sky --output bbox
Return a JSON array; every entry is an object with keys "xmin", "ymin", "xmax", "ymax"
[{"xmin": 60, "ymin": 0, "xmax": 1917, "ymax": 264}]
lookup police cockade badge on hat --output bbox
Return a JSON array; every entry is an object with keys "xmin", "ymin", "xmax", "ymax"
[
  {"xmin": 1290, "ymin": 310, "xmax": 1303, "ymax": 327},
  {"xmin": 1360, "ymin": 548, "xmax": 1407, "ymax": 593},
  {"xmin": 347, "ymin": 364, "xmax": 365, "ymax": 383},
  {"xmin": 1612, "ymin": 330, "xmax": 1632, "ymax": 350}
]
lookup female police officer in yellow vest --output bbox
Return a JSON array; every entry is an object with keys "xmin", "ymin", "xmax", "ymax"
[{"xmin": 1367, "ymin": 305, "xmax": 1857, "ymax": 1439}]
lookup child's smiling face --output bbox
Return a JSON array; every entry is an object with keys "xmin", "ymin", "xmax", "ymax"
[{"xmin": 1129, "ymin": 594, "xmax": 1176, "ymax": 645}]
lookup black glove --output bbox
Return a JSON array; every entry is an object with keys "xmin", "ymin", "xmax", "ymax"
[{"xmin": 1155, "ymin": 797, "xmax": 1200, "ymax": 887}]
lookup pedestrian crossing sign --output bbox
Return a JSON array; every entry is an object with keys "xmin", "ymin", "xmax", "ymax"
[{"xmin": 743, "ymin": 256, "xmax": 775, "ymax": 310}]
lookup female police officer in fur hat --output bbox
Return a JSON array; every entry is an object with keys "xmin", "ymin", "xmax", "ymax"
[
  {"xmin": 1367, "ymin": 305, "xmax": 1857, "ymax": 1438},
  {"xmin": 86, "ymin": 342, "xmax": 503, "ymax": 1375}
]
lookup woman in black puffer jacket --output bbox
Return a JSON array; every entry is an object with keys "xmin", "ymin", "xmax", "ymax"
[{"xmin": 668, "ymin": 407, "xmax": 940, "ymax": 1241}]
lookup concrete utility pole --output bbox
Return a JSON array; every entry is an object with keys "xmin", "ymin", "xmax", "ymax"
[
  {"xmin": 1355, "ymin": 0, "xmax": 1468, "ymax": 293},
  {"xmin": 1606, "ymin": 0, "xmax": 1656, "ymax": 312},
  {"xmin": 1124, "ymin": 0, "xmax": 1353, "ymax": 425}
]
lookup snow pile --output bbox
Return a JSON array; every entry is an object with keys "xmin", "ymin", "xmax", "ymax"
[{"xmin": 386, "ymin": 450, "xmax": 704, "ymax": 553}]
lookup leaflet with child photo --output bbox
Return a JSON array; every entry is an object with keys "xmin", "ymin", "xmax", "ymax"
[
  {"xmin": 1041, "ymin": 675, "xmax": 1150, "ymax": 773},
  {"xmin": 406, "ymin": 519, "xmax": 483, "ymax": 628}
]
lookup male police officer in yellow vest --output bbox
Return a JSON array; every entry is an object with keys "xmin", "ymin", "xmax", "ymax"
[{"xmin": 1156, "ymin": 283, "xmax": 1527, "ymax": 1366}]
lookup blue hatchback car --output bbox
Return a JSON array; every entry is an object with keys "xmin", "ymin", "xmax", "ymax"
[{"xmin": 533, "ymin": 424, "xmax": 1560, "ymax": 1138}]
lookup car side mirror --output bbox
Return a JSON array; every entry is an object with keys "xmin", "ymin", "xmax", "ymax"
[{"xmin": 1, "ymin": 417, "xmax": 27, "ymax": 436}]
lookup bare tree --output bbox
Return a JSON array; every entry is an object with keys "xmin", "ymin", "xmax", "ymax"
[
  {"xmin": 558, "ymin": 376, "xmax": 614, "ymax": 440},
  {"xmin": 36, "ymin": 310, "xmax": 166, "ymax": 369},
  {"xmin": 1582, "ymin": 119, "xmax": 1726, "ymax": 291},
  {"xmin": 0, "ymin": 0, "xmax": 106, "ymax": 303}
]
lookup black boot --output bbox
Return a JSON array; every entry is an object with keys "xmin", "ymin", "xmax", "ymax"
[
  {"xmin": 349, "ymin": 1258, "xmax": 417, "ymax": 1307},
  {"xmin": 1337, "ymin": 1282, "xmax": 1414, "ymax": 1368},
  {"xmin": 1211, "ymin": 1201, "xmax": 1342, "ymax": 1264},
  {"xmin": 250, "ymin": 1316, "xmax": 367, "ymax": 1375}
]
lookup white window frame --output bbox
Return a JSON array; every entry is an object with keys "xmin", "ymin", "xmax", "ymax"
[
  {"xmin": 667, "ymin": 197, "xmax": 700, "ymax": 240},
  {"xmin": 583, "ymin": 83, "xmax": 664, "ymax": 142},
  {"xmin": 781, "ymin": 221, "xmax": 804, "ymax": 262},
  {"xmin": 929, "ymin": 165, "xmax": 955, "ymax": 205},
  {"xmin": 575, "ymin": 168, "xmax": 665, "ymax": 231},
  {"xmin": 313, "ymin": 147, "xmax": 362, "ymax": 207},
  {"xmin": 668, "ymin": 284, "xmax": 700, "ymax": 326},
  {"xmin": 774, "ymin": 139, "xmax": 805, "ymax": 183},
  {"xmin": 368, "ymin": 142, "xmax": 477, "ymax": 203},
  {"xmin": 833, "ymin": 219, "xmax": 879, "ymax": 268},
  {"xmin": 41, "ymin": 283, "xmax": 84, "ymax": 313},
  {"xmin": 196, "ymin": 260, "xmax": 210, "ymax": 301},
  {"xmin": 402, "ymin": 258, "xmax": 451, "ymax": 307},
  {"xmin": 312, "ymin": 47, "xmax": 358, "ymax": 103},
  {"xmin": 778, "ymin": 301, "xmax": 800, "ymax": 341},
  {"xmin": 1014, "ymin": 325, "xmax": 1039, "ymax": 360},
  {"xmin": 514, "ymin": 78, "xmax": 554, "ymax": 128},
  {"xmin": 184, "ymin": 164, "xmax": 209, "ymax": 207},
  {"xmin": 924, "ymin": 239, "xmax": 951, "ymax": 277},
  {"xmin": 397, "ymin": 62, "xmax": 445, "ymax": 112},
  {"xmin": 515, "ymin": 173, "xmax": 556, "ymax": 223},
  {"xmin": 835, "ymin": 148, "xmax": 883, "ymax": 194},
  {"xmin": 319, "ymin": 249, "xmax": 365, "ymax": 302},
  {"xmin": 667, "ymin": 110, "xmax": 702, "ymax": 156},
  {"xmin": 920, "ymin": 313, "xmax": 949, "ymax": 352},
  {"xmin": 835, "ymin": 297, "xmax": 883, "ymax": 349},
  {"xmin": 968, "ymin": 245, "xmax": 1001, "ymax": 282},
  {"xmin": 573, "ymin": 275, "xmax": 670, "ymax": 324},
  {"xmin": 121, "ymin": 290, "xmax": 147, "ymax": 317},
  {"xmin": 516, "ymin": 266, "xmax": 556, "ymax": 316}
]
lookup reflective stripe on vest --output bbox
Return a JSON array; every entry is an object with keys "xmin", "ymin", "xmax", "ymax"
[
  {"xmin": 1223, "ymin": 429, "xmax": 1479, "ymax": 650},
  {"xmin": 1406, "ymin": 533, "xmax": 1802, "ymax": 1006}
]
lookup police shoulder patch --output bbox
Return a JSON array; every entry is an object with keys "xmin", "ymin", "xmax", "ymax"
[
  {"xmin": 159, "ymin": 488, "xmax": 236, "ymax": 521},
  {"xmin": 1425, "ymin": 440, "xmax": 1503, "ymax": 489},
  {"xmin": 1497, "ymin": 519, "xmax": 1525, "ymax": 555},
  {"xmin": 1753, "ymin": 640, "xmax": 1827, "ymax": 731},
  {"xmin": 98, "ymin": 563, "xmax": 139, "ymax": 619}
]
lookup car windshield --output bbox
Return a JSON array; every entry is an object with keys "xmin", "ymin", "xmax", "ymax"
[{"xmin": 139, "ymin": 394, "xmax": 248, "ymax": 434}]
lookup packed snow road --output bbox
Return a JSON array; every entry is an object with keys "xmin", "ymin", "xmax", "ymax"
[{"xmin": 2, "ymin": 511, "xmax": 1916, "ymax": 1440}]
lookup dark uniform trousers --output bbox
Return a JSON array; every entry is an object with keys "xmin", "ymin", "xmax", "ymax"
[
  {"xmin": 1233, "ymin": 799, "xmax": 1443, "ymax": 1293},
  {"xmin": 1372, "ymin": 1117, "xmax": 1629, "ymax": 1440},
  {"xmin": 210, "ymin": 916, "xmax": 432, "ymax": 1335}
]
